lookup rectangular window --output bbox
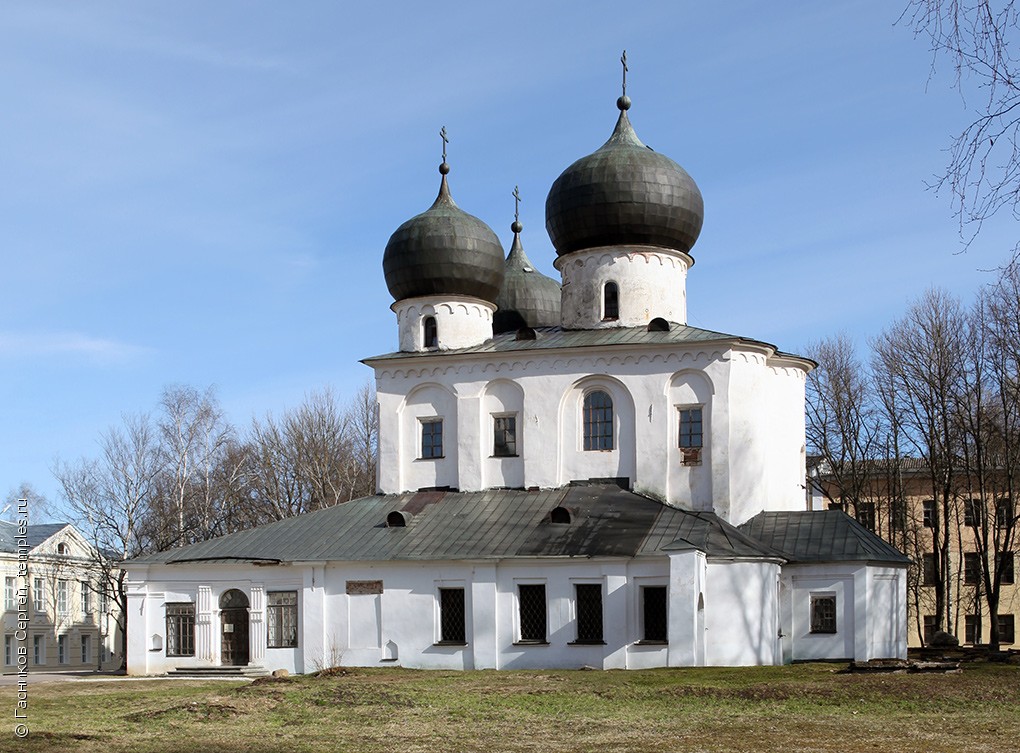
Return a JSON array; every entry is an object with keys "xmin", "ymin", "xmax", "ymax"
[
  {"xmin": 678, "ymin": 407, "xmax": 703, "ymax": 449},
  {"xmin": 998, "ymin": 614, "xmax": 1016, "ymax": 644},
  {"xmin": 33, "ymin": 636, "xmax": 42, "ymax": 665},
  {"xmin": 493, "ymin": 415, "xmax": 517, "ymax": 457},
  {"xmin": 267, "ymin": 591, "xmax": 299, "ymax": 648},
  {"xmin": 81, "ymin": 635, "xmax": 90, "ymax": 664},
  {"xmin": 165, "ymin": 603, "xmax": 196, "ymax": 657},
  {"xmin": 999, "ymin": 551, "xmax": 1015, "ymax": 585},
  {"xmin": 58, "ymin": 635, "xmax": 67, "ymax": 664},
  {"xmin": 438, "ymin": 587, "xmax": 466, "ymax": 644},
  {"xmin": 996, "ymin": 498, "xmax": 1013, "ymax": 528},
  {"xmin": 4, "ymin": 635, "xmax": 11, "ymax": 665},
  {"xmin": 57, "ymin": 580, "xmax": 68, "ymax": 615},
  {"xmin": 891, "ymin": 500, "xmax": 907, "ymax": 531},
  {"xmin": 923, "ymin": 615, "xmax": 937, "ymax": 644},
  {"xmin": 641, "ymin": 585, "xmax": 668, "ymax": 643},
  {"xmin": 921, "ymin": 553, "xmax": 937, "ymax": 587},
  {"xmin": 965, "ymin": 498, "xmax": 983, "ymax": 527},
  {"xmin": 4, "ymin": 577, "xmax": 16, "ymax": 610},
  {"xmin": 965, "ymin": 614, "xmax": 980, "ymax": 645},
  {"xmin": 810, "ymin": 594, "xmax": 837, "ymax": 634},
  {"xmin": 517, "ymin": 584, "xmax": 547, "ymax": 643},
  {"xmin": 856, "ymin": 503, "xmax": 876, "ymax": 532},
  {"xmin": 421, "ymin": 419, "xmax": 443, "ymax": 459},
  {"xmin": 922, "ymin": 499, "xmax": 936, "ymax": 528},
  {"xmin": 80, "ymin": 582, "xmax": 91, "ymax": 617},
  {"xmin": 33, "ymin": 577, "xmax": 44, "ymax": 614},
  {"xmin": 964, "ymin": 552, "xmax": 981, "ymax": 585},
  {"xmin": 573, "ymin": 584, "xmax": 604, "ymax": 644}
]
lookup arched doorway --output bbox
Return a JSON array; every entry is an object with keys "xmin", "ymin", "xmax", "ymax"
[{"xmin": 219, "ymin": 589, "xmax": 250, "ymax": 666}]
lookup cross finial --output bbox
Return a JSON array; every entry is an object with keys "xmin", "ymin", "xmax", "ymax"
[
  {"xmin": 621, "ymin": 50, "xmax": 628, "ymax": 97},
  {"xmin": 440, "ymin": 126, "xmax": 449, "ymax": 163},
  {"xmin": 513, "ymin": 186, "xmax": 521, "ymax": 223}
]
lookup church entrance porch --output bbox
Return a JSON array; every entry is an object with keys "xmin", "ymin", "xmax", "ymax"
[{"xmin": 219, "ymin": 589, "xmax": 250, "ymax": 666}]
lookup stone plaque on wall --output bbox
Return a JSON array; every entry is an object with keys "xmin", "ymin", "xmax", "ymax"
[{"xmin": 346, "ymin": 580, "xmax": 383, "ymax": 595}]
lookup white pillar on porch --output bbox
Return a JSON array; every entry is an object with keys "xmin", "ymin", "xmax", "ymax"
[{"xmin": 249, "ymin": 585, "xmax": 266, "ymax": 665}]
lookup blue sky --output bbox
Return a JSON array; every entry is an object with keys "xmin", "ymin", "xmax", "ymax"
[{"xmin": 3, "ymin": 2, "xmax": 1014, "ymax": 517}]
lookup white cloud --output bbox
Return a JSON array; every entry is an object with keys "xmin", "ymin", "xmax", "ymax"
[{"xmin": 0, "ymin": 332, "xmax": 153, "ymax": 363}]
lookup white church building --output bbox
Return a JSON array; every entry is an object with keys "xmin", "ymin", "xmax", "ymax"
[{"xmin": 124, "ymin": 81, "xmax": 908, "ymax": 674}]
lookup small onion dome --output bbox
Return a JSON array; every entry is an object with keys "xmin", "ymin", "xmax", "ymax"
[
  {"xmin": 545, "ymin": 100, "xmax": 704, "ymax": 257},
  {"xmin": 493, "ymin": 222, "xmax": 561, "ymax": 334},
  {"xmin": 383, "ymin": 165, "xmax": 505, "ymax": 304}
]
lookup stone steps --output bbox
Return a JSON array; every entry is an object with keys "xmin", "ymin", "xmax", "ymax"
[{"xmin": 166, "ymin": 665, "xmax": 270, "ymax": 679}]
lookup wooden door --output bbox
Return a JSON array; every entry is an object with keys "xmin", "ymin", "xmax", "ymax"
[{"xmin": 220, "ymin": 608, "xmax": 250, "ymax": 666}]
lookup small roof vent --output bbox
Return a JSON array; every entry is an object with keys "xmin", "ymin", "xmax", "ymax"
[
  {"xmin": 386, "ymin": 510, "xmax": 409, "ymax": 528},
  {"xmin": 647, "ymin": 317, "xmax": 670, "ymax": 332},
  {"xmin": 550, "ymin": 506, "xmax": 571, "ymax": 524},
  {"xmin": 516, "ymin": 327, "xmax": 537, "ymax": 341}
]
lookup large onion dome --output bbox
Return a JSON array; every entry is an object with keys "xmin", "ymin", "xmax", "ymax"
[
  {"xmin": 545, "ymin": 97, "xmax": 704, "ymax": 257},
  {"xmin": 493, "ymin": 219, "xmax": 561, "ymax": 334},
  {"xmin": 383, "ymin": 163, "xmax": 505, "ymax": 304}
]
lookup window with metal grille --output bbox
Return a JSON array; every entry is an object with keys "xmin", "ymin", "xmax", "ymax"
[
  {"xmin": 810, "ymin": 595, "xmax": 837, "ymax": 634},
  {"xmin": 574, "ymin": 584, "xmax": 604, "ymax": 643},
  {"xmin": 165, "ymin": 603, "xmax": 196, "ymax": 657},
  {"xmin": 421, "ymin": 419, "xmax": 443, "ymax": 459},
  {"xmin": 517, "ymin": 584, "xmax": 547, "ymax": 643},
  {"xmin": 641, "ymin": 586, "xmax": 667, "ymax": 642},
  {"xmin": 998, "ymin": 614, "xmax": 1015, "ymax": 644},
  {"xmin": 921, "ymin": 553, "xmax": 936, "ymax": 586},
  {"xmin": 922, "ymin": 499, "xmax": 936, "ymax": 528},
  {"xmin": 423, "ymin": 316, "xmax": 438, "ymax": 348},
  {"xmin": 855, "ymin": 503, "xmax": 876, "ymax": 531},
  {"xmin": 965, "ymin": 498, "xmax": 983, "ymax": 527},
  {"xmin": 603, "ymin": 282, "xmax": 619, "ymax": 320},
  {"xmin": 493, "ymin": 415, "xmax": 517, "ymax": 457},
  {"xmin": 965, "ymin": 614, "xmax": 980, "ymax": 644},
  {"xmin": 583, "ymin": 391, "xmax": 613, "ymax": 451},
  {"xmin": 997, "ymin": 551, "xmax": 1014, "ymax": 584},
  {"xmin": 964, "ymin": 552, "xmax": 981, "ymax": 585},
  {"xmin": 439, "ymin": 588, "xmax": 466, "ymax": 644},
  {"xmin": 678, "ymin": 407, "xmax": 703, "ymax": 448},
  {"xmin": 267, "ymin": 591, "xmax": 298, "ymax": 648}
]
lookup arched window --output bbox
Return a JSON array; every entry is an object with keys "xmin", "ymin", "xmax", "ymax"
[
  {"xmin": 57, "ymin": 543, "xmax": 68, "ymax": 555},
  {"xmin": 583, "ymin": 390, "xmax": 614, "ymax": 451},
  {"xmin": 603, "ymin": 282, "xmax": 619, "ymax": 321},
  {"xmin": 423, "ymin": 316, "xmax": 438, "ymax": 348}
]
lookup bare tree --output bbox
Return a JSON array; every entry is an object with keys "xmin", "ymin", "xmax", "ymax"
[{"xmin": 4, "ymin": 482, "xmax": 53, "ymax": 521}]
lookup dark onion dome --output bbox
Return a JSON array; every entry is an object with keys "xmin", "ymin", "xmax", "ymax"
[
  {"xmin": 384, "ymin": 164, "xmax": 505, "ymax": 304},
  {"xmin": 545, "ymin": 98, "xmax": 704, "ymax": 257},
  {"xmin": 493, "ymin": 222, "xmax": 561, "ymax": 334}
]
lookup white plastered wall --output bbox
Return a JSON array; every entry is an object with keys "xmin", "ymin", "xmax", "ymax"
[{"xmin": 392, "ymin": 296, "xmax": 495, "ymax": 352}]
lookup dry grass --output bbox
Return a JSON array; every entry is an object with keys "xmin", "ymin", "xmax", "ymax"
[{"xmin": 1, "ymin": 662, "xmax": 1017, "ymax": 753}]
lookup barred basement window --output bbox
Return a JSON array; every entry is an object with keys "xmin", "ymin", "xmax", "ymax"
[
  {"xmin": 641, "ymin": 586, "xmax": 667, "ymax": 642},
  {"xmin": 165, "ymin": 603, "xmax": 196, "ymax": 657},
  {"xmin": 267, "ymin": 591, "xmax": 298, "ymax": 648},
  {"xmin": 423, "ymin": 316, "xmax": 438, "ymax": 348},
  {"xmin": 493, "ymin": 415, "xmax": 517, "ymax": 457},
  {"xmin": 603, "ymin": 282, "xmax": 619, "ymax": 320},
  {"xmin": 922, "ymin": 499, "xmax": 936, "ymax": 528},
  {"xmin": 517, "ymin": 584, "xmax": 547, "ymax": 643},
  {"xmin": 573, "ymin": 584, "xmax": 604, "ymax": 644},
  {"xmin": 810, "ymin": 595, "xmax": 837, "ymax": 634},
  {"xmin": 421, "ymin": 419, "xmax": 443, "ymax": 459},
  {"xmin": 583, "ymin": 391, "xmax": 613, "ymax": 451},
  {"xmin": 964, "ymin": 552, "xmax": 981, "ymax": 585},
  {"xmin": 438, "ymin": 588, "xmax": 466, "ymax": 644},
  {"xmin": 998, "ymin": 614, "xmax": 1016, "ymax": 644}
]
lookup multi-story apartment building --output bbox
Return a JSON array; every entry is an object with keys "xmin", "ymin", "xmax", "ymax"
[
  {"xmin": 0, "ymin": 520, "xmax": 122, "ymax": 672},
  {"xmin": 810, "ymin": 458, "xmax": 1017, "ymax": 649}
]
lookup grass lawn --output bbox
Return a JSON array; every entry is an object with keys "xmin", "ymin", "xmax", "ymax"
[{"xmin": 2, "ymin": 662, "xmax": 1017, "ymax": 753}]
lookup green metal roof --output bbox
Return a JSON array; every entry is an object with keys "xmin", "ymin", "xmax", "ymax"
[{"xmin": 739, "ymin": 510, "xmax": 910, "ymax": 565}]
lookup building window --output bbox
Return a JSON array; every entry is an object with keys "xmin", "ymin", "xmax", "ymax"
[
  {"xmin": 438, "ymin": 587, "xmax": 466, "ymax": 644},
  {"xmin": 573, "ymin": 584, "xmax": 604, "ymax": 644},
  {"xmin": 856, "ymin": 503, "xmax": 876, "ymax": 532},
  {"xmin": 923, "ymin": 615, "xmax": 937, "ymax": 644},
  {"xmin": 583, "ymin": 391, "xmax": 614, "ymax": 451},
  {"xmin": 4, "ymin": 635, "xmax": 11, "ymax": 665},
  {"xmin": 4, "ymin": 577, "xmax": 15, "ymax": 611},
  {"xmin": 81, "ymin": 635, "xmax": 91, "ymax": 664},
  {"xmin": 603, "ymin": 282, "xmax": 619, "ymax": 320},
  {"xmin": 423, "ymin": 316, "xmax": 438, "ymax": 348},
  {"xmin": 965, "ymin": 498, "xmax": 983, "ymax": 527},
  {"xmin": 998, "ymin": 614, "xmax": 1016, "ymax": 644},
  {"xmin": 922, "ymin": 500, "xmax": 936, "ymax": 528},
  {"xmin": 493, "ymin": 415, "xmax": 517, "ymax": 457},
  {"xmin": 80, "ymin": 582, "xmax": 91, "ymax": 617},
  {"xmin": 964, "ymin": 552, "xmax": 981, "ymax": 585},
  {"xmin": 58, "ymin": 635, "xmax": 67, "ymax": 664},
  {"xmin": 891, "ymin": 500, "xmax": 907, "ymax": 531},
  {"xmin": 965, "ymin": 614, "xmax": 980, "ymax": 645},
  {"xmin": 420, "ymin": 418, "xmax": 443, "ymax": 459},
  {"xmin": 810, "ymin": 594, "xmax": 837, "ymax": 634},
  {"xmin": 57, "ymin": 580, "xmax": 69, "ymax": 615},
  {"xmin": 33, "ymin": 577, "xmax": 44, "ymax": 614},
  {"xmin": 517, "ymin": 584, "xmax": 547, "ymax": 643},
  {"xmin": 267, "ymin": 591, "xmax": 299, "ymax": 648},
  {"xmin": 33, "ymin": 636, "xmax": 42, "ymax": 665},
  {"xmin": 165, "ymin": 603, "xmax": 196, "ymax": 657},
  {"xmin": 921, "ymin": 553, "xmax": 937, "ymax": 587},
  {"xmin": 678, "ymin": 407, "xmax": 703, "ymax": 463},
  {"xmin": 996, "ymin": 498, "xmax": 1013, "ymax": 528},
  {"xmin": 641, "ymin": 586, "xmax": 668, "ymax": 642},
  {"xmin": 57, "ymin": 543, "xmax": 68, "ymax": 555},
  {"xmin": 999, "ymin": 552, "xmax": 1015, "ymax": 585}
]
